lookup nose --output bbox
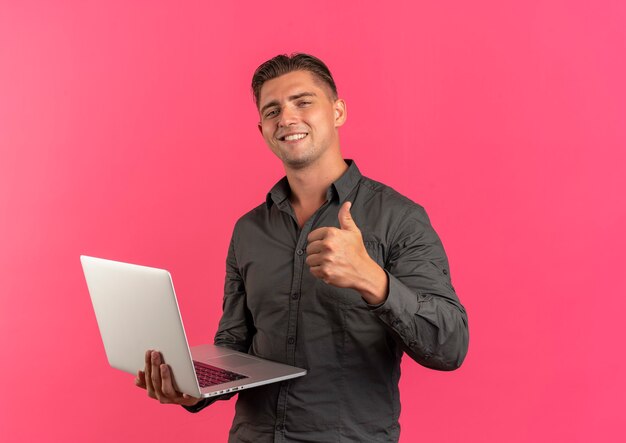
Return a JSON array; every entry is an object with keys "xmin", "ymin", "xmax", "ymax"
[{"xmin": 278, "ymin": 104, "xmax": 298, "ymax": 127}]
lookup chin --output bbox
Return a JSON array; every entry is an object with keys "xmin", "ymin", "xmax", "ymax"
[
  {"xmin": 279, "ymin": 150, "xmax": 317, "ymax": 169},
  {"xmin": 283, "ymin": 157, "xmax": 312, "ymax": 170}
]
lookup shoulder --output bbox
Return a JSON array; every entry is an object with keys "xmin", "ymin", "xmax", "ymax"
[
  {"xmin": 232, "ymin": 201, "xmax": 269, "ymax": 234},
  {"xmin": 358, "ymin": 175, "xmax": 431, "ymax": 223}
]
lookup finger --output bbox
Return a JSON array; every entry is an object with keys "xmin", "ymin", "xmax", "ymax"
[
  {"xmin": 144, "ymin": 350, "xmax": 156, "ymax": 398},
  {"xmin": 151, "ymin": 351, "xmax": 165, "ymax": 400},
  {"xmin": 305, "ymin": 253, "xmax": 324, "ymax": 268},
  {"xmin": 161, "ymin": 365, "xmax": 199, "ymax": 406},
  {"xmin": 160, "ymin": 364, "xmax": 177, "ymax": 398},
  {"xmin": 309, "ymin": 266, "xmax": 322, "ymax": 279},
  {"xmin": 338, "ymin": 201, "xmax": 359, "ymax": 232},
  {"xmin": 135, "ymin": 370, "xmax": 147, "ymax": 389},
  {"xmin": 305, "ymin": 239, "xmax": 325, "ymax": 256},
  {"xmin": 307, "ymin": 227, "xmax": 333, "ymax": 243}
]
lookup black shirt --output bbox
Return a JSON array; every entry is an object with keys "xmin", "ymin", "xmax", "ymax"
[{"xmin": 188, "ymin": 160, "xmax": 469, "ymax": 443}]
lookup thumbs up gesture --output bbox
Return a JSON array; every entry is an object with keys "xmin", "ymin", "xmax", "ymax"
[
  {"xmin": 306, "ymin": 201, "xmax": 388, "ymax": 304},
  {"xmin": 337, "ymin": 200, "xmax": 359, "ymax": 232}
]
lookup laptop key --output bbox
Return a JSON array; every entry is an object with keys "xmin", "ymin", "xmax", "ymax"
[{"xmin": 193, "ymin": 360, "xmax": 249, "ymax": 388}]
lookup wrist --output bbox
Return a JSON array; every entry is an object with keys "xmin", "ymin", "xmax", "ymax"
[{"xmin": 355, "ymin": 260, "xmax": 388, "ymax": 305}]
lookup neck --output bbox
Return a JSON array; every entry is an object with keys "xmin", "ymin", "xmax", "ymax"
[{"xmin": 285, "ymin": 153, "xmax": 348, "ymax": 210}]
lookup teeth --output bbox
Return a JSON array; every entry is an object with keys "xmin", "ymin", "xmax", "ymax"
[{"xmin": 284, "ymin": 133, "xmax": 307, "ymax": 141}]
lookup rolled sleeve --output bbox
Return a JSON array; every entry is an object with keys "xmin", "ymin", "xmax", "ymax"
[{"xmin": 371, "ymin": 206, "xmax": 469, "ymax": 370}]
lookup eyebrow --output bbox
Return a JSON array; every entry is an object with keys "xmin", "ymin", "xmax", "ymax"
[{"xmin": 260, "ymin": 92, "xmax": 317, "ymax": 115}]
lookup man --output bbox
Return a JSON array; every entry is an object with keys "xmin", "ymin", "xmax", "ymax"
[{"xmin": 136, "ymin": 53, "xmax": 469, "ymax": 442}]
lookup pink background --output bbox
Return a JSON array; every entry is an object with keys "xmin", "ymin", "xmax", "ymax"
[{"xmin": 1, "ymin": 1, "xmax": 625, "ymax": 441}]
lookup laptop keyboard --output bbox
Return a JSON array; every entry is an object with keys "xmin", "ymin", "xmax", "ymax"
[{"xmin": 193, "ymin": 360, "xmax": 249, "ymax": 388}]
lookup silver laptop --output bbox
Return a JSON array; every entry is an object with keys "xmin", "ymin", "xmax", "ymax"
[{"xmin": 80, "ymin": 255, "xmax": 306, "ymax": 398}]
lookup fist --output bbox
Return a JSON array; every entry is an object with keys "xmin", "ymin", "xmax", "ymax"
[{"xmin": 306, "ymin": 201, "xmax": 389, "ymax": 304}]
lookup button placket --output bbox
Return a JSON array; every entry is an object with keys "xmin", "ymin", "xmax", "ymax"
[
  {"xmin": 275, "ymin": 199, "xmax": 331, "ymax": 440},
  {"xmin": 285, "ymin": 227, "xmax": 310, "ymax": 361}
]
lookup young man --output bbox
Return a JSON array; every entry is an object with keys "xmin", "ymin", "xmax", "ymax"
[{"xmin": 136, "ymin": 53, "xmax": 469, "ymax": 442}]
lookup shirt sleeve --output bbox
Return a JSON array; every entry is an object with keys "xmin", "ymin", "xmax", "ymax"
[
  {"xmin": 183, "ymin": 228, "xmax": 255, "ymax": 413},
  {"xmin": 370, "ymin": 205, "xmax": 469, "ymax": 370},
  {"xmin": 214, "ymin": 229, "xmax": 256, "ymax": 352}
]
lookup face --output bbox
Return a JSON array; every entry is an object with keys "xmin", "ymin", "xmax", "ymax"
[{"xmin": 257, "ymin": 70, "xmax": 346, "ymax": 170}]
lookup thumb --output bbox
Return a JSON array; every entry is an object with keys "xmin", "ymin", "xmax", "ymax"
[{"xmin": 338, "ymin": 201, "xmax": 359, "ymax": 231}]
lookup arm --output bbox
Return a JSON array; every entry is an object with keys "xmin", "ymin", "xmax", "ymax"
[
  {"xmin": 370, "ymin": 205, "xmax": 469, "ymax": 370},
  {"xmin": 213, "ymin": 233, "xmax": 256, "ymax": 352},
  {"xmin": 184, "ymin": 231, "xmax": 256, "ymax": 413},
  {"xmin": 135, "ymin": 231, "xmax": 255, "ymax": 412},
  {"xmin": 307, "ymin": 201, "xmax": 468, "ymax": 371}
]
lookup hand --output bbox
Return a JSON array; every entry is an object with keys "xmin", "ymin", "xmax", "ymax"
[
  {"xmin": 135, "ymin": 350, "xmax": 202, "ymax": 407},
  {"xmin": 306, "ymin": 201, "xmax": 388, "ymax": 304}
]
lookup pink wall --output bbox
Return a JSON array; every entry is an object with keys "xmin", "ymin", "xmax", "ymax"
[{"xmin": 1, "ymin": 1, "xmax": 625, "ymax": 441}]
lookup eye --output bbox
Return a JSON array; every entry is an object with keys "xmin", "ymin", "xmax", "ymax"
[
  {"xmin": 264, "ymin": 109, "xmax": 279, "ymax": 119},
  {"xmin": 297, "ymin": 101, "xmax": 312, "ymax": 107}
]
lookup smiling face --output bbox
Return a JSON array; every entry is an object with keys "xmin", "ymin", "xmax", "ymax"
[{"xmin": 257, "ymin": 70, "xmax": 346, "ymax": 170}]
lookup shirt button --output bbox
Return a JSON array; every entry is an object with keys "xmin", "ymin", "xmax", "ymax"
[
  {"xmin": 288, "ymin": 337, "xmax": 295, "ymax": 344},
  {"xmin": 443, "ymin": 269, "xmax": 448, "ymax": 275},
  {"xmin": 275, "ymin": 424, "xmax": 282, "ymax": 431},
  {"xmin": 296, "ymin": 249, "xmax": 304, "ymax": 256},
  {"xmin": 291, "ymin": 293, "xmax": 299, "ymax": 300}
]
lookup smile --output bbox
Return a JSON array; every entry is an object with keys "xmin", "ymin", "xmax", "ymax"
[{"xmin": 279, "ymin": 133, "xmax": 308, "ymax": 141}]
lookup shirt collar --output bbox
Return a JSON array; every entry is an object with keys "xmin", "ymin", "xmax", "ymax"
[{"xmin": 266, "ymin": 159, "xmax": 362, "ymax": 208}]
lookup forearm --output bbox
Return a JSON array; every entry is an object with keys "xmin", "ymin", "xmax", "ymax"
[
  {"xmin": 371, "ymin": 271, "xmax": 469, "ymax": 370},
  {"xmin": 183, "ymin": 230, "xmax": 252, "ymax": 414}
]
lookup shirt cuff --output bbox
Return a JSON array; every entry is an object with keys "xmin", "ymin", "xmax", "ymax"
[
  {"xmin": 181, "ymin": 392, "xmax": 237, "ymax": 413},
  {"xmin": 368, "ymin": 270, "xmax": 419, "ymax": 321},
  {"xmin": 182, "ymin": 397, "xmax": 211, "ymax": 413}
]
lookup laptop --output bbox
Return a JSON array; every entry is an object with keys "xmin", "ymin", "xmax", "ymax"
[{"xmin": 80, "ymin": 255, "xmax": 306, "ymax": 398}]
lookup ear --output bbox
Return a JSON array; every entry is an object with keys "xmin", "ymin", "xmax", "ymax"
[
  {"xmin": 333, "ymin": 99, "xmax": 347, "ymax": 128},
  {"xmin": 257, "ymin": 122, "xmax": 263, "ymax": 135}
]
